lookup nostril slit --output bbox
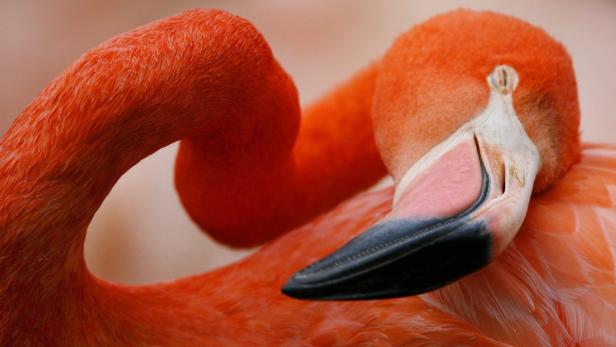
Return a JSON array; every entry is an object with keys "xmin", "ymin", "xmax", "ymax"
[
  {"xmin": 472, "ymin": 132, "xmax": 506, "ymax": 195},
  {"xmin": 472, "ymin": 133, "xmax": 482, "ymax": 163},
  {"xmin": 501, "ymin": 163, "xmax": 507, "ymax": 194}
]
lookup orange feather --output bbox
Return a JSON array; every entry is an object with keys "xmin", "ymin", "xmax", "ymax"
[{"xmin": 0, "ymin": 8, "xmax": 614, "ymax": 346}]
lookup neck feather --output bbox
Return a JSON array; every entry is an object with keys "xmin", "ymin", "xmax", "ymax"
[{"xmin": 0, "ymin": 9, "xmax": 299, "ymax": 344}]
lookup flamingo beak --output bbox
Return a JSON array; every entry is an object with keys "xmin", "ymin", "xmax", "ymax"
[{"xmin": 283, "ymin": 65, "xmax": 541, "ymax": 300}]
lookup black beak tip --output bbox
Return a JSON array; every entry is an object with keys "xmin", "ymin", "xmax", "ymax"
[
  {"xmin": 281, "ymin": 219, "xmax": 492, "ymax": 301},
  {"xmin": 281, "ymin": 279, "xmax": 298, "ymax": 298},
  {"xmin": 281, "ymin": 267, "xmax": 343, "ymax": 300},
  {"xmin": 281, "ymin": 279, "xmax": 307, "ymax": 299}
]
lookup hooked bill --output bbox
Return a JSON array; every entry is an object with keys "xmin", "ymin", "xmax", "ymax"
[{"xmin": 283, "ymin": 65, "xmax": 540, "ymax": 300}]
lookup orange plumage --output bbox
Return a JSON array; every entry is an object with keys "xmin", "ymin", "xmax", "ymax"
[{"xmin": 0, "ymin": 8, "xmax": 614, "ymax": 346}]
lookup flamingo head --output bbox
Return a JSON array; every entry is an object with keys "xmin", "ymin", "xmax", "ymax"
[{"xmin": 284, "ymin": 10, "xmax": 580, "ymax": 300}]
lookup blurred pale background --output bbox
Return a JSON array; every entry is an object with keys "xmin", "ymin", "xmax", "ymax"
[{"xmin": 0, "ymin": 1, "xmax": 614, "ymax": 285}]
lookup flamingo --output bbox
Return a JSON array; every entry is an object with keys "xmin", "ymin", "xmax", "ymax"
[{"xmin": 1, "ymin": 8, "xmax": 615, "ymax": 346}]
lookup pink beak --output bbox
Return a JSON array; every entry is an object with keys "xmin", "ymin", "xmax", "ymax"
[{"xmin": 283, "ymin": 65, "xmax": 540, "ymax": 300}]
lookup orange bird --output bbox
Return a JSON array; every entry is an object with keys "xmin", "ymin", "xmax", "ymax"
[{"xmin": 1, "ymin": 8, "xmax": 615, "ymax": 346}]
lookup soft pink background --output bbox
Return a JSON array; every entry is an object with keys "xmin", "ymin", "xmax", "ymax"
[{"xmin": 1, "ymin": 1, "xmax": 614, "ymax": 284}]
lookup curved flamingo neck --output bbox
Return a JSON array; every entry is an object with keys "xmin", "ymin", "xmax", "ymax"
[{"xmin": 0, "ymin": 10, "xmax": 300, "ymax": 344}]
